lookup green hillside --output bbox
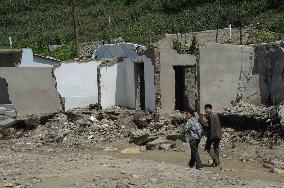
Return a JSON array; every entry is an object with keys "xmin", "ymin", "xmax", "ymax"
[{"xmin": 0, "ymin": 0, "xmax": 283, "ymax": 60}]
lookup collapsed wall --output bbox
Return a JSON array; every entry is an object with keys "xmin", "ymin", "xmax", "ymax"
[
  {"xmin": 0, "ymin": 67, "xmax": 63, "ymax": 115},
  {"xmin": 199, "ymin": 42, "xmax": 284, "ymax": 130},
  {"xmin": 200, "ymin": 43, "xmax": 255, "ymax": 112},
  {"xmin": 96, "ymin": 43, "xmax": 155, "ymax": 111},
  {"xmin": 97, "ymin": 58, "xmax": 136, "ymax": 109},
  {"xmin": 157, "ymin": 38, "xmax": 197, "ymax": 113},
  {"xmin": 254, "ymin": 43, "xmax": 284, "ymax": 106},
  {"xmin": 54, "ymin": 61, "xmax": 100, "ymax": 110}
]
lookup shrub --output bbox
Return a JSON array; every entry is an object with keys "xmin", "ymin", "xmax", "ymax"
[
  {"xmin": 189, "ymin": 35, "xmax": 198, "ymax": 55},
  {"xmin": 252, "ymin": 31, "xmax": 281, "ymax": 44}
]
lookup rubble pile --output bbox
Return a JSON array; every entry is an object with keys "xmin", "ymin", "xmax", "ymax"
[
  {"xmin": 1, "ymin": 103, "xmax": 282, "ymax": 151},
  {"xmin": 129, "ymin": 111, "xmax": 188, "ymax": 152},
  {"xmin": 0, "ymin": 106, "xmax": 19, "ymax": 139},
  {"xmin": 0, "ymin": 106, "xmax": 17, "ymax": 128},
  {"xmin": 223, "ymin": 101, "xmax": 273, "ymax": 120},
  {"xmin": 220, "ymin": 128, "xmax": 284, "ymax": 150},
  {"xmin": 29, "ymin": 107, "xmax": 134, "ymax": 147}
]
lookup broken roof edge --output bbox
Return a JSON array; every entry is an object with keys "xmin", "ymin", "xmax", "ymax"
[
  {"xmin": 0, "ymin": 49, "xmax": 22, "ymax": 54},
  {"xmin": 249, "ymin": 40, "xmax": 284, "ymax": 47},
  {"xmin": 200, "ymin": 42, "xmax": 253, "ymax": 52},
  {"xmin": 97, "ymin": 57, "xmax": 124, "ymax": 69},
  {"xmin": 33, "ymin": 53, "xmax": 61, "ymax": 62},
  {"xmin": 92, "ymin": 42, "xmax": 146, "ymax": 61}
]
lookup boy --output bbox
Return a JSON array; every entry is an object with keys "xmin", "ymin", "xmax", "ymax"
[
  {"xmin": 204, "ymin": 104, "xmax": 221, "ymax": 167},
  {"xmin": 183, "ymin": 110, "xmax": 203, "ymax": 170}
]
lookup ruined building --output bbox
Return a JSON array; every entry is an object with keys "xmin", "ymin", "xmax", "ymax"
[{"xmin": 1, "ymin": 28, "xmax": 284, "ymax": 118}]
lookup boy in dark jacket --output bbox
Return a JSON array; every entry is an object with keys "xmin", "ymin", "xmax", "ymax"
[{"xmin": 204, "ymin": 104, "xmax": 222, "ymax": 167}]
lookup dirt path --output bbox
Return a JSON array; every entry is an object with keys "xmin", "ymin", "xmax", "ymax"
[{"xmin": 0, "ymin": 139, "xmax": 283, "ymax": 188}]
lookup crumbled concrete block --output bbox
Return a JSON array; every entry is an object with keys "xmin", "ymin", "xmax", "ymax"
[{"xmin": 0, "ymin": 118, "xmax": 18, "ymax": 128}]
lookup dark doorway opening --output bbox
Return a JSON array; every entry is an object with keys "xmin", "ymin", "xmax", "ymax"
[
  {"xmin": 173, "ymin": 65, "xmax": 197, "ymax": 112},
  {"xmin": 174, "ymin": 66, "xmax": 186, "ymax": 111},
  {"xmin": 135, "ymin": 63, "xmax": 145, "ymax": 110},
  {"xmin": 0, "ymin": 77, "xmax": 12, "ymax": 104}
]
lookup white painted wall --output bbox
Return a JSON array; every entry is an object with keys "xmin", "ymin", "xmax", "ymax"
[
  {"xmin": 100, "ymin": 65, "xmax": 117, "ymax": 109},
  {"xmin": 95, "ymin": 43, "xmax": 155, "ymax": 111},
  {"xmin": 54, "ymin": 61, "xmax": 100, "ymax": 110},
  {"xmin": 100, "ymin": 59, "xmax": 136, "ymax": 109},
  {"xmin": 116, "ymin": 59, "xmax": 136, "ymax": 108}
]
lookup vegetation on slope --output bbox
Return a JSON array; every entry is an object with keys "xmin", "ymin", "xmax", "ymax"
[{"xmin": 0, "ymin": 0, "xmax": 283, "ymax": 60}]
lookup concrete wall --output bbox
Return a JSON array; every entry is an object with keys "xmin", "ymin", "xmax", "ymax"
[
  {"xmin": 0, "ymin": 67, "xmax": 62, "ymax": 114},
  {"xmin": 158, "ymin": 41, "xmax": 196, "ymax": 113},
  {"xmin": 54, "ymin": 61, "xmax": 100, "ymax": 110},
  {"xmin": 20, "ymin": 49, "xmax": 60, "ymax": 67},
  {"xmin": 142, "ymin": 56, "xmax": 155, "ymax": 112},
  {"xmin": 97, "ymin": 43, "xmax": 155, "ymax": 111},
  {"xmin": 200, "ymin": 43, "xmax": 255, "ymax": 112},
  {"xmin": 100, "ymin": 65, "xmax": 117, "ymax": 109},
  {"xmin": 254, "ymin": 44, "xmax": 284, "ymax": 105},
  {"xmin": 94, "ymin": 43, "xmax": 137, "ymax": 60},
  {"xmin": 115, "ymin": 59, "xmax": 136, "ymax": 108},
  {"xmin": 100, "ymin": 59, "xmax": 136, "ymax": 109}
]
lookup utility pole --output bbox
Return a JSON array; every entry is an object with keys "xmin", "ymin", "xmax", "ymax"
[
  {"xmin": 215, "ymin": 0, "xmax": 220, "ymax": 43},
  {"xmin": 72, "ymin": 0, "xmax": 80, "ymax": 58},
  {"xmin": 239, "ymin": 15, "xmax": 243, "ymax": 45}
]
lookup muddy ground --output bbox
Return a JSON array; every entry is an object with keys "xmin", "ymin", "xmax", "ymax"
[{"xmin": 0, "ymin": 136, "xmax": 283, "ymax": 188}]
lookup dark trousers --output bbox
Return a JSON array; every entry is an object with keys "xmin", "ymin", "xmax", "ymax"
[
  {"xmin": 205, "ymin": 137, "xmax": 221, "ymax": 165},
  {"xmin": 188, "ymin": 139, "xmax": 202, "ymax": 168}
]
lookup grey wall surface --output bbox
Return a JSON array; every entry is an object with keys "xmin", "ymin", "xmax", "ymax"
[
  {"xmin": 254, "ymin": 44, "xmax": 284, "ymax": 105},
  {"xmin": 200, "ymin": 43, "xmax": 255, "ymax": 112},
  {"xmin": 0, "ymin": 67, "xmax": 62, "ymax": 114},
  {"xmin": 158, "ymin": 40, "xmax": 196, "ymax": 113},
  {"xmin": 142, "ymin": 56, "xmax": 155, "ymax": 112}
]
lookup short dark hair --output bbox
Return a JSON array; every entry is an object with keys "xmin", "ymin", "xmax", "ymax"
[
  {"xmin": 185, "ymin": 110, "xmax": 195, "ymax": 117},
  {"xmin": 204, "ymin": 104, "xmax": 213, "ymax": 109}
]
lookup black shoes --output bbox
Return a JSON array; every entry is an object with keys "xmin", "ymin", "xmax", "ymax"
[{"xmin": 210, "ymin": 162, "xmax": 221, "ymax": 167}]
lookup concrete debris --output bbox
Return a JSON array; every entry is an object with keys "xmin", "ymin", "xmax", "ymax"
[
  {"xmin": 223, "ymin": 101, "xmax": 273, "ymax": 120},
  {"xmin": 129, "ymin": 129, "xmax": 150, "ymax": 145},
  {"xmin": 0, "ymin": 118, "xmax": 18, "ymax": 128},
  {"xmin": 120, "ymin": 147, "xmax": 141, "ymax": 154},
  {"xmin": 0, "ymin": 106, "xmax": 18, "ymax": 128},
  {"xmin": 272, "ymin": 168, "xmax": 284, "ymax": 174},
  {"xmin": 26, "ymin": 107, "xmax": 130, "ymax": 146},
  {"xmin": 103, "ymin": 147, "xmax": 118, "ymax": 152},
  {"xmin": 146, "ymin": 137, "xmax": 173, "ymax": 150},
  {"xmin": 159, "ymin": 143, "xmax": 172, "ymax": 151}
]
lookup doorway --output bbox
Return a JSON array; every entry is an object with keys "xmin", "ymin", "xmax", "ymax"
[
  {"xmin": 174, "ymin": 66, "xmax": 186, "ymax": 111},
  {"xmin": 0, "ymin": 77, "xmax": 12, "ymax": 104},
  {"xmin": 173, "ymin": 65, "xmax": 197, "ymax": 111},
  {"xmin": 135, "ymin": 63, "xmax": 145, "ymax": 110}
]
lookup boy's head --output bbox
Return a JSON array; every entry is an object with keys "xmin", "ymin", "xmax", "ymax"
[
  {"xmin": 185, "ymin": 110, "xmax": 195, "ymax": 119},
  {"xmin": 204, "ymin": 104, "xmax": 213, "ymax": 114}
]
